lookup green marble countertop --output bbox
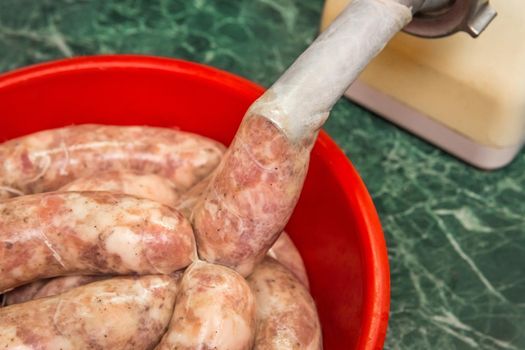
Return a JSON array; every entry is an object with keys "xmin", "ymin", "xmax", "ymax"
[{"xmin": 1, "ymin": 1, "xmax": 524, "ymax": 348}]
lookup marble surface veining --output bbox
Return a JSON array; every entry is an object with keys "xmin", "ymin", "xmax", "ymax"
[{"xmin": 0, "ymin": 1, "xmax": 524, "ymax": 349}]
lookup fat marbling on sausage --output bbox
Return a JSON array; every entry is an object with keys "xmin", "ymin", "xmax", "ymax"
[
  {"xmin": 0, "ymin": 191, "xmax": 195, "ymax": 292},
  {"xmin": 0, "ymin": 275, "xmax": 179, "ymax": 349},
  {"xmin": 192, "ymin": 115, "xmax": 312, "ymax": 276},
  {"xmin": 0, "ymin": 124, "xmax": 225, "ymax": 198},
  {"xmin": 156, "ymin": 260, "xmax": 256, "ymax": 350},
  {"xmin": 248, "ymin": 257, "xmax": 322, "ymax": 350}
]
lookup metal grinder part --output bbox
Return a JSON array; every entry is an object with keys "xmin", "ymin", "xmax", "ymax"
[{"xmin": 403, "ymin": 0, "xmax": 497, "ymax": 38}]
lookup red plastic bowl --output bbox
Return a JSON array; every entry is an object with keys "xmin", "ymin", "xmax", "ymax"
[{"xmin": 0, "ymin": 55, "xmax": 389, "ymax": 350}]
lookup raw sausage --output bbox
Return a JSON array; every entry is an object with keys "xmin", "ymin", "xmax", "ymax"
[
  {"xmin": 175, "ymin": 178, "xmax": 310, "ymax": 288},
  {"xmin": 3, "ymin": 275, "xmax": 107, "ymax": 306},
  {"xmin": 4, "ymin": 231, "xmax": 309, "ymax": 305},
  {"xmin": 4, "ymin": 171, "xmax": 183, "ymax": 305},
  {"xmin": 267, "ymin": 232, "xmax": 309, "ymax": 288},
  {"xmin": 0, "ymin": 191, "xmax": 195, "ymax": 292},
  {"xmin": 3, "ymin": 171, "xmax": 183, "ymax": 304},
  {"xmin": 192, "ymin": 115, "xmax": 311, "ymax": 276},
  {"xmin": 0, "ymin": 275, "xmax": 179, "ymax": 349},
  {"xmin": 156, "ymin": 260, "xmax": 256, "ymax": 350},
  {"xmin": 60, "ymin": 171, "xmax": 181, "ymax": 207},
  {"xmin": 0, "ymin": 124, "xmax": 225, "ymax": 199},
  {"xmin": 3, "ymin": 170, "xmax": 190, "ymax": 305},
  {"xmin": 176, "ymin": 177, "xmax": 310, "ymax": 288},
  {"xmin": 175, "ymin": 173, "xmax": 310, "ymax": 286},
  {"xmin": 248, "ymin": 257, "xmax": 322, "ymax": 349}
]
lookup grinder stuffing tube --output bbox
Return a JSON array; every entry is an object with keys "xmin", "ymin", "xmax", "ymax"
[{"xmin": 192, "ymin": 0, "xmax": 418, "ymax": 276}]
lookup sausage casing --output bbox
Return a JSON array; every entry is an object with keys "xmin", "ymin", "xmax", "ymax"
[
  {"xmin": 3, "ymin": 172, "xmax": 182, "ymax": 304},
  {"xmin": 0, "ymin": 124, "xmax": 225, "ymax": 198},
  {"xmin": 176, "ymin": 176, "xmax": 310, "ymax": 288},
  {"xmin": 156, "ymin": 260, "xmax": 256, "ymax": 350},
  {"xmin": 0, "ymin": 191, "xmax": 195, "ymax": 292},
  {"xmin": 193, "ymin": 116, "xmax": 311, "ymax": 276},
  {"xmin": 0, "ymin": 275, "xmax": 179, "ymax": 349},
  {"xmin": 5, "ymin": 231, "xmax": 310, "ymax": 307},
  {"xmin": 248, "ymin": 257, "xmax": 322, "ymax": 350}
]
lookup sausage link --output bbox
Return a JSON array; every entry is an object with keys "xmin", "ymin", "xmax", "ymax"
[
  {"xmin": 0, "ymin": 275, "xmax": 179, "ymax": 349},
  {"xmin": 3, "ymin": 170, "xmax": 191, "ymax": 305},
  {"xmin": 156, "ymin": 260, "xmax": 256, "ymax": 350},
  {"xmin": 175, "ymin": 178, "xmax": 310, "ymax": 288},
  {"xmin": 60, "ymin": 171, "xmax": 181, "ymax": 207},
  {"xmin": 267, "ymin": 232, "xmax": 309, "ymax": 289},
  {"xmin": 5, "ymin": 231, "xmax": 309, "ymax": 305},
  {"xmin": 193, "ymin": 116, "xmax": 311, "ymax": 276},
  {"xmin": 248, "ymin": 257, "xmax": 322, "ymax": 350},
  {"xmin": 0, "ymin": 124, "xmax": 226, "ymax": 199},
  {"xmin": 4, "ymin": 231, "xmax": 307, "ymax": 305},
  {"xmin": 0, "ymin": 191, "xmax": 195, "ymax": 292}
]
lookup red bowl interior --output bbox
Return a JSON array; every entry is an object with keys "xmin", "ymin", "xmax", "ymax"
[{"xmin": 0, "ymin": 55, "xmax": 390, "ymax": 350}]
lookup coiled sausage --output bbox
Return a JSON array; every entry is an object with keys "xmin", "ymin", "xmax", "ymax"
[
  {"xmin": 0, "ymin": 191, "xmax": 195, "ymax": 292},
  {"xmin": 156, "ymin": 260, "xmax": 256, "ymax": 350},
  {"xmin": 0, "ymin": 275, "xmax": 179, "ymax": 349},
  {"xmin": 248, "ymin": 257, "xmax": 322, "ymax": 349},
  {"xmin": 192, "ymin": 115, "xmax": 311, "ymax": 276},
  {"xmin": 0, "ymin": 124, "xmax": 225, "ymax": 198}
]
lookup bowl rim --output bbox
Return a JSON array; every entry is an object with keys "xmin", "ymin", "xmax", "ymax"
[{"xmin": 0, "ymin": 54, "xmax": 390, "ymax": 349}]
